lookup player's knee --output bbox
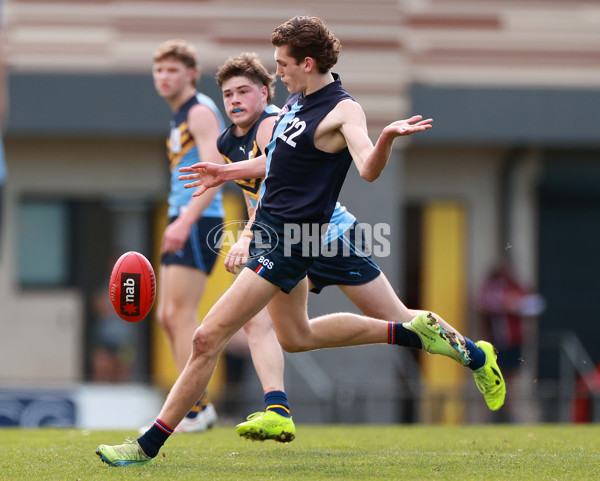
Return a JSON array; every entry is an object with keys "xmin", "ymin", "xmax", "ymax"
[
  {"xmin": 190, "ymin": 327, "xmax": 215, "ymax": 358},
  {"xmin": 242, "ymin": 321, "xmax": 256, "ymax": 338},
  {"xmin": 243, "ymin": 319, "xmax": 267, "ymax": 339},
  {"xmin": 156, "ymin": 305, "xmax": 172, "ymax": 333},
  {"xmin": 157, "ymin": 301, "xmax": 194, "ymax": 335},
  {"xmin": 277, "ymin": 336, "xmax": 308, "ymax": 353},
  {"xmin": 190, "ymin": 323, "xmax": 226, "ymax": 359},
  {"xmin": 157, "ymin": 305, "xmax": 183, "ymax": 337}
]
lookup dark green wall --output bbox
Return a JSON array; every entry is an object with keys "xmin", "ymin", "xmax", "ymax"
[
  {"xmin": 538, "ymin": 150, "xmax": 600, "ymax": 378},
  {"xmin": 9, "ymin": 73, "xmax": 600, "ymax": 147},
  {"xmin": 6, "ymin": 72, "xmax": 290, "ymax": 137}
]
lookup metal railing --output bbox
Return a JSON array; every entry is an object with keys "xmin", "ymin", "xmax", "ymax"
[
  {"xmin": 229, "ymin": 330, "xmax": 600, "ymax": 424},
  {"xmin": 557, "ymin": 331, "xmax": 600, "ymax": 422}
]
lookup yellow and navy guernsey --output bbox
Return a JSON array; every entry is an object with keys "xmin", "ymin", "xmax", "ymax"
[
  {"xmin": 167, "ymin": 93, "xmax": 225, "ymax": 218},
  {"xmin": 216, "ymin": 105, "xmax": 279, "ymax": 210}
]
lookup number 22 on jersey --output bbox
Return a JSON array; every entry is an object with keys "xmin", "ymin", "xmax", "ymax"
[{"xmin": 278, "ymin": 117, "xmax": 306, "ymax": 147}]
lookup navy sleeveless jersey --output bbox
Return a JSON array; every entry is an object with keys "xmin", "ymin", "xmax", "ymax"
[
  {"xmin": 259, "ymin": 74, "xmax": 354, "ymax": 225},
  {"xmin": 217, "ymin": 105, "xmax": 279, "ymax": 209}
]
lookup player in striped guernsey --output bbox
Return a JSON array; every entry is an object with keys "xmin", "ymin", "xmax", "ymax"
[
  {"xmin": 150, "ymin": 39, "xmax": 224, "ymax": 434},
  {"xmin": 97, "ymin": 17, "xmax": 505, "ymax": 467},
  {"xmin": 0, "ymin": 1, "xmax": 6, "ymax": 257}
]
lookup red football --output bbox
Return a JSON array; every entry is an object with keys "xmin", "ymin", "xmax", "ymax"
[{"xmin": 109, "ymin": 251, "xmax": 156, "ymax": 323}]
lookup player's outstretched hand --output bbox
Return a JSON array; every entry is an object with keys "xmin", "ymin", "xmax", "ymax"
[
  {"xmin": 179, "ymin": 162, "xmax": 226, "ymax": 197},
  {"xmin": 386, "ymin": 115, "xmax": 433, "ymax": 138}
]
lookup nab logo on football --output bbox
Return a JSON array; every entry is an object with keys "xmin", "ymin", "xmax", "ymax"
[
  {"xmin": 120, "ymin": 273, "xmax": 141, "ymax": 317},
  {"xmin": 109, "ymin": 251, "xmax": 156, "ymax": 323}
]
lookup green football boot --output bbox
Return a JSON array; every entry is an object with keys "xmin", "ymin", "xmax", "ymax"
[
  {"xmin": 473, "ymin": 340, "xmax": 506, "ymax": 411},
  {"xmin": 96, "ymin": 438, "xmax": 153, "ymax": 467},
  {"xmin": 236, "ymin": 410, "xmax": 296, "ymax": 443},
  {"xmin": 404, "ymin": 312, "xmax": 471, "ymax": 365}
]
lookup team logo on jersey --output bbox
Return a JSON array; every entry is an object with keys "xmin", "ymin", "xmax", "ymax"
[
  {"xmin": 278, "ymin": 105, "xmax": 289, "ymax": 118},
  {"xmin": 169, "ymin": 126, "xmax": 182, "ymax": 153}
]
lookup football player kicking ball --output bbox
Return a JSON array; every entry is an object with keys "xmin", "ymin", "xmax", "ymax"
[
  {"xmin": 213, "ymin": 52, "xmax": 498, "ymax": 441},
  {"xmin": 97, "ymin": 16, "xmax": 505, "ymax": 467},
  {"xmin": 150, "ymin": 40, "xmax": 295, "ymax": 440}
]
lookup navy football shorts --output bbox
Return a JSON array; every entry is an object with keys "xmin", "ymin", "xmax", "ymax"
[
  {"xmin": 161, "ymin": 216, "xmax": 223, "ymax": 274},
  {"xmin": 308, "ymin": 221, "xmax": 381, "ymax": 294},
  {"xmin": 245, "ymin": 208, "xmax": 317, "ymax": 294}
]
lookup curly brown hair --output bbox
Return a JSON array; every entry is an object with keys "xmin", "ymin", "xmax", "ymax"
[
  {"xmin": 271, "ymin": 16, "xmax": 341, "ymax": 74},
  {"xmin": 216, "ymin": 53, "xmax": 275, "ymax": 103}
]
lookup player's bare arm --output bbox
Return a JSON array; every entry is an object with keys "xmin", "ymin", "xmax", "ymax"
[
  {"xmin": 162, "ymin": 104, "xmax": 223, "ymax": 253},
  {"xmin": 255, "ymin": 115, "xmax": 277, "ymax": 153},
  {"xmin": 222, "ymin": 114, "xmax": 274, "ymax": 273},
  {"xmin": 179, "ymin": 155, "xmax": 267, "ymax": 196},
  {"xmin": 332, "ymin": 100, "xmax": 432, "ymax": 182},
  {"xmin": 0, "ymin": 48, "xmax": 8, "ymax": 123}
]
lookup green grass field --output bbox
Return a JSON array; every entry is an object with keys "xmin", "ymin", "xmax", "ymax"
[{"xmin": 1, "ymin": 425, "xmax": 599, "ymax": 480}]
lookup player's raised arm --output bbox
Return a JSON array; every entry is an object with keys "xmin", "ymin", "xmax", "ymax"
[
  {"xmin": 337, "ymin": 100, "xmax": 433, "ymax": 182},
  {"xmin": 179, "ymin": 155, "xmax": 267, "ymax": 196}
]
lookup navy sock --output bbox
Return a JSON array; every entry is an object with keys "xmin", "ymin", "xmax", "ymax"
[
  {"xmin": 388, "ymin": 322, "xmax": 423, "ymax": 349},
  {"xmin": 137, "ymin": 419, "xmax": 174, "ymax": 458},
  {"xmin": 464, "ymin": 338, "xmax": 486, "ymax": 370},
  {"xmin": 264, "ymin": 390, "xmax": 291, "ymax": 418}
]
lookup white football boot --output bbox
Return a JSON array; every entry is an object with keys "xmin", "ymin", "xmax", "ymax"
[
  {"xmin": 174, "ymin": 403, "xmax": 218, "ymax": 433},
  {"xmin": 138, "ymin": 403, "xmax": 218, "ymax": 435}
]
